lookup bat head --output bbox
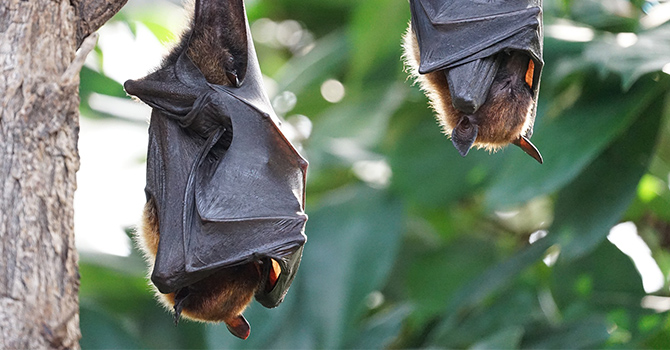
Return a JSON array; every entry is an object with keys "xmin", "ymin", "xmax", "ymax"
[
  {"xmin": 403, "ymin": 22, "xmax": 543, "ymax": 164},
  {"xmin": 449, "ymin": 52, "xmax": 543, "ymax": 163},
  {"xmin": 137, "ymin": 199, "xmax": 293, "ymax": 340}
]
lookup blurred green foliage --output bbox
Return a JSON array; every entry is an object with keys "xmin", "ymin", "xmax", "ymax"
[{"xmin": 78, "ymin": 0, "xmax": 670, "ymax": 348}]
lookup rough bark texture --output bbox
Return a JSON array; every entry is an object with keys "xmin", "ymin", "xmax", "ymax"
[
  {"xmin": 0, "ymin": 0, "xmax": 124, "ymax": 348},
  {"xmin": 73, "ymin": 0, "xmax": 128, "ymax": 46}
]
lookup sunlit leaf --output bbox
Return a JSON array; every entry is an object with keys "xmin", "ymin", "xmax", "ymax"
[{"xmin": 584, "ymin": 25, "xmax": 670, "ymax": 89}]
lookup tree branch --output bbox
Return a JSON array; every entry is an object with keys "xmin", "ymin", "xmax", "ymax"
[{"xmin": 74, "ymin": 0, "xmax": 128, "ymax": 47}]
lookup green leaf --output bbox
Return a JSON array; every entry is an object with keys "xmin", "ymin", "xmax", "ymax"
[
  {"xmin": 274, "ymin": 32, "xmax": 348, "ymax": 96},
  {"xmin": 347, "ymin": 0, "xmax": 408, "ymax": 89},
  {"xmin": 485, "ymin": 75, "xmax": 667, "ymax": 210},
  {"xmin": 207, "ymin": 185, "xmax": 404, "ymax": 349},
  {"xmin": 405, "ymin": 237, "xmax": 499, "ymax": 321},
  {"xmin": 390, "ymin": 113, "xmax": 503, "ymax": 209},
  {"xmin": 551, "ymin": 240, "xmax": 645, "ymax": 313},
  {"xmin": 584, "ymin": 25, "xmax": 670, "ymax": 90},
  {"xmin": 80, "ymin": 304, "xmax": 143, "ymax": 349},
  {"xmin": 79, "ymin": 66, "xmax": 127, "ymax": 99},
  {"xmin": 302, "ymin": 186, "xmax": 404, "ymax": 348},
  {"xmin": 521, "ymin": 315, "xmax": 611, "ymax": 349},
  {"xmin": 427, "ymin": 237, "xmax": 553, "ymax": 345},
  {"xmin": 551, "ymin": 82, "xmax": 666, "ymax": 260},
  {"xmin": 470, "ymin": 326, "xmax": 525, "ymax": 350},
  {"xmin": 352, "ymin": 305, "xmax": 412, "ymax": 349}
]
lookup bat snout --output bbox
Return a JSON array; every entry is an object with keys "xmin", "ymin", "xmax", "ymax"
[{"xmin": 451, "ymin": 116, "xmax": 478, "ymax": 157}]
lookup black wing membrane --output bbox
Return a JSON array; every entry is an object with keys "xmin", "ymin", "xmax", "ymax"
[
  {"xmin": 410, "ymin": 0, "xmax": 544, "ymax": 114},
  {"xmin": 410, "ymin": 0, "xmax": 543, "ymax": 74},
  {"xmin": 124, "ymin": 0, "xmax": 307, "ymax": 309}
]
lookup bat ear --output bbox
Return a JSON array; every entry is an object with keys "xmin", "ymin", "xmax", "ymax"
[
  {"xmin": 451, "ymin": 117, "xmax": 478, "ymax": 157},
  {"xmin": 513, "ymin": 135, "xmax": 543, "ymax": 164},
  {"xmin": 189, "ymin": 0, "xmax": 248, "ymax": 85},
  {"xmin": 255, "ymin": 246, "xmax": 305, "ymax": 309}
]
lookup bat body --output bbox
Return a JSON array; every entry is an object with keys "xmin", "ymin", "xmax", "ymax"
[
  {"xmin": 124, "ymin": 0, "xmax": 307, "ymax": 339},
  {"xmin": 403, "ymin": 0, "xmax": 544, "ymax": 163}
]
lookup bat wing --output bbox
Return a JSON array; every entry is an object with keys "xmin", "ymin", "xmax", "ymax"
[
  {"xmin": 125, "ymin": 29, "xmax": 307, "ymax": 299},
  {"xmin": 409, "ymin": 0, "xmax": 544, "ymax": 120},
  {"xmin": 185, "ymin": 81, "xmax": 308, "ymax": 281},
  {"xmin": 410, "ymin": 0, "xmax": 543, "ymax": 74}
]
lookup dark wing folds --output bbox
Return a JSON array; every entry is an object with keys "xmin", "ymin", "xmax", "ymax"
[
  {"xmin": 409, "ymin": 0, "xmax": 544, "ymax": 116},
  {"xmin": 410, "ymin": 0, "xmax": 543, "ymax": 74},
  {"xmin": 125, "ymin": 50, "xmax": 307, "ymax": 297}
]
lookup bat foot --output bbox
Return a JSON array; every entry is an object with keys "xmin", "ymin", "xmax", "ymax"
[
  {"xmin": 173, "ymin": 287, "xmax": 190, "ymax": 325},
  {"xmin": 226, "ymin": 315, "xmax": 251, "ymax": 340}
]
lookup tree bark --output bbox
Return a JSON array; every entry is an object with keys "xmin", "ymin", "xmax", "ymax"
[{"xmin": 0, "ymin": 0, "xmax": 125, "ymax": 348}]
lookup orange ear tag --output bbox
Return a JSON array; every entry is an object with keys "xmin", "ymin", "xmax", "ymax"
[
  {"xmin": 525, "ymin": 59, "xmax": 535, "ymax": 89},
  {"xmin": 266, "ymin": 259, "xmax": 282, "ymax": 292}
]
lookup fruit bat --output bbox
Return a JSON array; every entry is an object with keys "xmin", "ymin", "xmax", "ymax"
[
  {"xmin": 123, "ymin": 0, "xmax": 307, "ymax": 339},
  {"xmin": 403, "ymin": 0, "xmax": 544, "ymax": 163}
]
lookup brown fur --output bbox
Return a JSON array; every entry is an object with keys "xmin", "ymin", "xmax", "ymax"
[
  {"xmin": 163, "ymin": 264, "xmax": 260, "ymax": 323},
  {"xmin": 402, "ymin": 24, "xmax": 534, "ymax": 152},
  {"xmin": 162, "ymin": 0, "xmax": 246, "ymax": 86},
  {"xmin": 187, "ymin": 31, "xmax": 234, "ymax": 86},
  {"xmin": 135, "ymin": 0, "xmax": 263, "ymax": 333},
  {"xmin": 137, "ymin": 197, "xmax": 261, "ymax": 327},
  {"xmin": 139, "ymin": 197, "xmax": 160, "ymax": 260}
]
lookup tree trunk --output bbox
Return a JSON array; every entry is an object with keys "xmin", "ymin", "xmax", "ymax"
[{"xmin": 0, "ymin": 0, "xmax": 125, "ymax": 348}]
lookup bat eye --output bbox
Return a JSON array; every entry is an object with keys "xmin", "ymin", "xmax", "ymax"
[
  {"xmin": 265, "ymin": 258, "xmax": 282, "ymax": 292},
  {"xmin": 525, "ymin": 59, "xmax": 534, "ymax": 89}
]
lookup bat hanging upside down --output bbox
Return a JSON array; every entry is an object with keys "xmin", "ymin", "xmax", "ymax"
[
  {"xmin": 403, "ymin": 0, "xmax": 544, "ymax": 163},
  {"xmin": 124, "ymin": 0, "xmax": 307, "ymax": 340}
]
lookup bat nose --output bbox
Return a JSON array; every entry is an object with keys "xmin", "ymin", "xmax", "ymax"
[{"xmin": 451, "ymin": 116, "xmax": 479, "ymax": 157}]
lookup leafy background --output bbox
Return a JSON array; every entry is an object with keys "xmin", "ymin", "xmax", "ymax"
[{"xmin": 77, "ymin": 0, "xmax": 670, "ymax": 348}]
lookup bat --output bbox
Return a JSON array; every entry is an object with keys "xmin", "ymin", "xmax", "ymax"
[
  {"xmin": 403, "ymin": 0, "xmax": 544, "ymax": 163},
  {"xmin": 123, "ymin": 0, "xmax": 308, "ymax": 339}
]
